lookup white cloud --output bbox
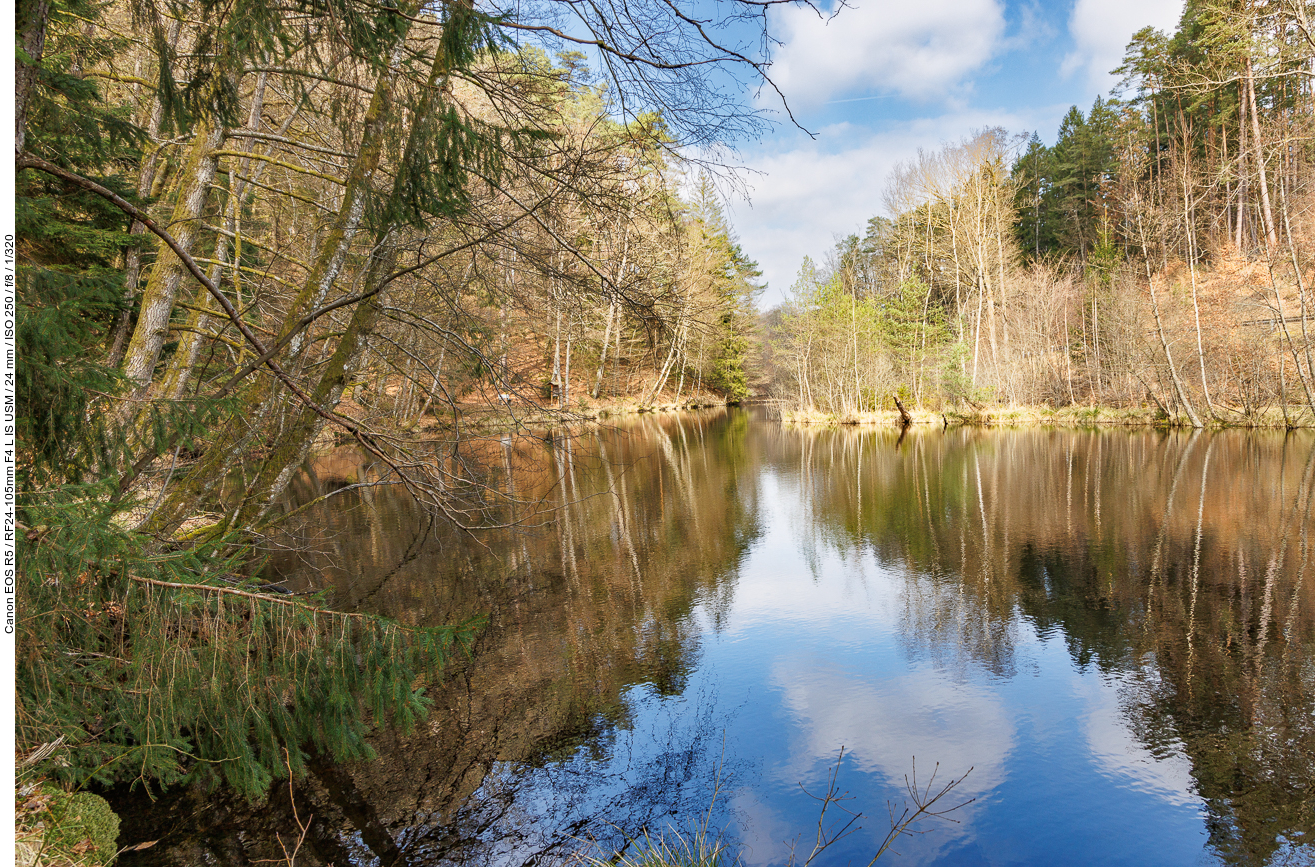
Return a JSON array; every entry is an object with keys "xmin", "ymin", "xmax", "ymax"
[
  {"xmin": 727, "ymin": 142, "xmax": 892, "ymax": 305},
  {"xmin": 1062, "ymin": 0, "xmax": 1184, "ymax": 92},
  {"xmin": 771, "ymin": 661, "xmax": 1012, "ymax": 791},
  {"xmin": 767, "ymin": 0, "xmax": 1008, "ymax": 110}
]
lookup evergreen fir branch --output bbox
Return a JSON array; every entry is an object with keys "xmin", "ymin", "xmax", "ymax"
[
  {"xmin": 18, "ymin": 485, "xmax": 482, "ymax": 799},
  {"xmin": 128, "ymin": 574, "xmax": 409, "ymax": 623}
]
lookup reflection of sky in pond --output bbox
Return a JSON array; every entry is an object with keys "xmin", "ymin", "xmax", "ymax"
[
  {"xmin": 462, "ymin": 449, "xmax": 1219, "ymax": 866},
  {"xmin": 697, "ymin": 466, "xmax": 1211, "ymax": 866},
  {"xmin": 249, "ymin": 419, "xmax": 1313, "ymax": 867}
]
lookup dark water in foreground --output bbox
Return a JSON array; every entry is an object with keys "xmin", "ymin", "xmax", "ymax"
[{"xmin": 121, "ymin": 410, "xmax": 1315, "ymax": 866}]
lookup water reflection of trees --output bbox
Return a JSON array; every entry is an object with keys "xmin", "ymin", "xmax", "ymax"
[
  {"xmin": 256, "ymin": 410, "xmax": 761, "ymax": 866},
  {"xmin": 117, "ymin": 418, "xmax": 1314, "ymax": 866},
  {"xmin": 765, "ymin": 425, "xmax": 1315, "ymax": 865}
]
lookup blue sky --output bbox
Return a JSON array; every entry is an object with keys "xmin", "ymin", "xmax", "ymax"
[{"xmin": 722, "ymin": 0, "xmax": 1186, "ymax": 307}]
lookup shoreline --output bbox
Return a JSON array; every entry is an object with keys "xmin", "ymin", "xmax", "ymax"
[
  {"xmin": 778, "ymin": 403, "xmax": 1315, "ymax": 430},
  {"xmin": 366, "ymin": 396, "xmax": 742, "ymax": 438}
]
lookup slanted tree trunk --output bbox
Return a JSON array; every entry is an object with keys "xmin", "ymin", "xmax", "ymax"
[
  {"xmin": 894, "ymin": 395, "xmax": 912, "ymax": 427},
  {"xmin": 1138, "ymin": 210, "xmax": 1203, "ymax": 428},
  {"xmin": 232, "ymin": 238, "xmax": 399, "ymax": 529},
  {"xmin": 645, "ymin": 314, "xmax": 686, "ymax": 406},
  {"xmin": 1268, "ymin": 194, "xmax": 1315, "ymax": 416},
  {"xmin": 225, "ymin": 36, "xmax": 451, "ymax": 527},
  {"xmin": 108, "ymin": 19, "xmax": 182, "ymax": 367},
  {"xmin": 161, "ymin": 69, "xmax": 275, "ymax": 400},
  {"xmin": 141, "ymin": 24, "xmax": 437, "ymax": 535},
  {"xmin": 271, "ymin": 39, "xmax": 412, "ymax": 366},
  {"xmin": 119, "ymin": 116, "xmax": 228, "ymax": 397}
]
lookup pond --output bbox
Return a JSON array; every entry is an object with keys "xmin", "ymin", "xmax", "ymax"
[{"xmin": 119, "ymin": 409, "xmax": 1315, "ymax": 866}]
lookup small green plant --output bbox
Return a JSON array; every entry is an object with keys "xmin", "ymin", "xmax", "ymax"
[{"xmin": 591, "ymin": 826, "xmax": 737, "ymax": 867}]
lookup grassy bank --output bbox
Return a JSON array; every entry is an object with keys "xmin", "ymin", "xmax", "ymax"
[
  {"xmin": 384, "ymin": 395, "xmax": 739, "ymax": 437},
  {"xmin": 781, "ymin": 403, "xmax": 1315, "ymax": 429}
]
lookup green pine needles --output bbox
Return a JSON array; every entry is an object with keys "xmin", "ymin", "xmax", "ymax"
[
  {"xmin": 17, "ymin": 484, "xmax": 480, "ymax": 801},
  {"xmin": 16, "ymin": 0, "xmax": 484, "ymax": 803}
]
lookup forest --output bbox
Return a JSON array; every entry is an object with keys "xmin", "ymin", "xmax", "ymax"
[
  {"xmin": 14, "ymin": 0, "xmax": 767, "ymax": 827},
  {"xmin": 768, "ymin": 0, "xmax": 1315, "ymax": 428},
  {"xmin": 14, "ymin": 0, "xmax": 1315, "ymax": 856}
]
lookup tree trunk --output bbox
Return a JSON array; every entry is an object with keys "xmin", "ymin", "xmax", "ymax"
[
  {"xmin": 1063, "ymin": 302, "xmax": 1076, "ymax": 405},
  {"xmin": 235, "ymin": 240, "xmax": 397, "ymax": 528},
  {"xmin": 162, "ymin": 69, "xmax": 275, "ymax": 400},
  {"xmin": 1180, "ymin": 128, "xmax": 1214, "ymax": 415},
  {"xmin": 1268, "ymin": 199, "xmax": 1315, "ymax": 415},
  {"xmin": 142, "ymin": 24, "xmax": 442, "ymax": 535},
  {"xmin": 1247, "ymin": 57, "xmax": 1280, "ymax": 250},
  {"xmin": 562, "ymin": 329, "xmax": 572, "ymax": 410},
  {"xmin": 1138, "ymin": 211, "xmax": 1203, "ymax": 427},
  {"xmin": 552, "ymin": 301, "xmax": 562, "ymax": 405},
  {"xmin": 119, "ymin": 116, "xmax": 227, "ymax": 396},
  {"xmin": 108, "ymin": 19, "xmax": 182, "ymax": 367},
  {"xmin": 645, "ymin": 316, "xmax": 686, "ymax": 406},
  {"xmin": 894, "ymin": 395, "xmax": 912, "ymax": 427},
  {"xmin": 15, "ymin": 0, "xmax": 51, "ymax": 157},
  {"xmin": 592, "ymin": 298, "xmax": 616, "ymax": 399},
  {"xmin": 1237, "ymin": 79, "xmax": 1249, "ymax": 252},
  {"xmin": 273, "ymin": 40, "xmax": 411, "ymax": 365},
  {"xmin": 972, "ymin": 278, "xmax": 984, "ymax": 387}
]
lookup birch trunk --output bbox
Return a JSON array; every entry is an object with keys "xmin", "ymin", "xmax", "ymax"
[
  {"xmin": 592, "ymin": 298, "xmax": 617, "ymax": 399},
  {"xmin": 1138, "ymin": 210, "xmax": 1203, "ymax": 427},
  {"xmin": 1247, "ymin": 58, "xmax": 1280, "ymax": 250}
]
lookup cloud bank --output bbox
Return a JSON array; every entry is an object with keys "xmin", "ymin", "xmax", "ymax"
[
  {"xmin": 1062, "ymin": 0, "xmax": 1184, "ymax": 92},
  {"xmin": 767, "ymin": 0, "xmax": 1008, "ymax": 109}
]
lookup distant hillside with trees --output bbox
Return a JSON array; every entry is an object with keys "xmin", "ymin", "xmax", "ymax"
[{"xmin": 765, "ymin": 0, "xmax": 1315, "ymax": 428}]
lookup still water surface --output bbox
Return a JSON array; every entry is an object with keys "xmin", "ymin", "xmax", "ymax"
[{"xmin": 266, "ymin": 409, "xmax": 1314, "ymax": 866}]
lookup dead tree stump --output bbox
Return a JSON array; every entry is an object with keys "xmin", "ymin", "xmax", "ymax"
[{"xmin": 894, "ymin": 396, "xmax": 913, "ymax": 428}]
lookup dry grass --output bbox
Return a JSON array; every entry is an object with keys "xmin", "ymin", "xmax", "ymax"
[
  {"xmin": 782, "ymin": 408, "xmax": 944, "ymax": 427},
  {"xmin": 783, "ymin": 402, "xmax": 1314, "ymax": 429}
]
